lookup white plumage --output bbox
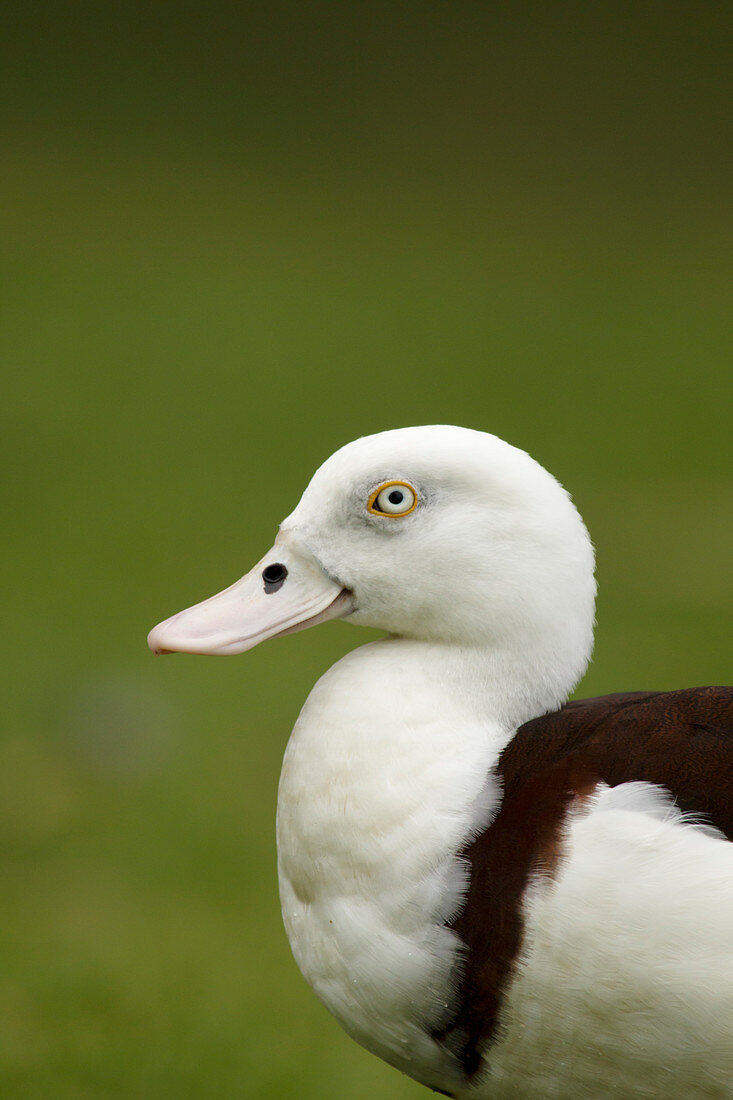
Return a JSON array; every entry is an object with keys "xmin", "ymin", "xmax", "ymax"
[{"xmin": 148, "ymin": 425, "xmax": 733, "ymax": 1097}]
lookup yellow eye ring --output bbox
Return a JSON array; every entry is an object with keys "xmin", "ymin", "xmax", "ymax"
[{"xmin": 367, "ymin": 480, "xmax": 418, "ymax": 517}]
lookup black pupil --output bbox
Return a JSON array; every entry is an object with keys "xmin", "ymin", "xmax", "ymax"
[
  {"xmin": 388, "ymin": 490, "xmax": 404, "ymax": 505},
  {"xmin": 262, "ymin": 563, "xmax": 287, "ymax": 587}
]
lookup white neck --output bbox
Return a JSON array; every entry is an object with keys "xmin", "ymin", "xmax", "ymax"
[{"xmin": 382, "ymin": 635, "xmax": 580, "ymax": 731}]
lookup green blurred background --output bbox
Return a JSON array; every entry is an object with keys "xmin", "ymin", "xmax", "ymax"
[{"xmin": 2, "ymin": 3, "xmax": 731, "ymax": 1096}]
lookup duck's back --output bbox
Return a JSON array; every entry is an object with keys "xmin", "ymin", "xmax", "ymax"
[{"xmin": 513, "ymin": 686, "xmax": 733, "ymax": 836}]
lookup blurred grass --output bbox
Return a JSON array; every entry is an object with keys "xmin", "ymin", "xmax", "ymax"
[{"xmin": 1, "ymin": 3, "xmax": 731, "ymax": 1096}]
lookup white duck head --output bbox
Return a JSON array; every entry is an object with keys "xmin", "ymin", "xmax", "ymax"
[{"xmin": 148, "ymin": 425, "xmax": 596, "ymax": 719}]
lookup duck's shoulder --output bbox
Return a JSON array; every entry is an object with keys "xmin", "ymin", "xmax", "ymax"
[{"xmin": 505, "ymin": 686, "xmax": 733, "ymax": 839}]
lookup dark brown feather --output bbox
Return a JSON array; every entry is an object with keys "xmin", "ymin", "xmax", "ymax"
[{"xmin": 433, "ymin": 686, "xmax": 733, "ymax": 1080}]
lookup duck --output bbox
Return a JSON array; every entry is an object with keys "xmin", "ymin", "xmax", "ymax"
[{"xmin": 147, "ymin": 425, "xmax": 733, "ymax": 1098}]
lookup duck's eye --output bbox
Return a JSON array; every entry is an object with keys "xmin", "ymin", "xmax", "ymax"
[{"xmin": 368, "ymin": 481, "xmax": 418, "ymax": 517}]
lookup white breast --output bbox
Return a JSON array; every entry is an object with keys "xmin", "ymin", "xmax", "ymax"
[
  {"xmin": 276, "ymin": 639, "xmax": 504, "ymax": 1094},
  {"xmin": 278, "ymin": 643, "xmax": 733, "ymax": 1098}
]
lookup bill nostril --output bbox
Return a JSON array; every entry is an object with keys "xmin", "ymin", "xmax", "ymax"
[{"xmin": 262, "ymin": 563, "xmax": 288, "ymax": 593}]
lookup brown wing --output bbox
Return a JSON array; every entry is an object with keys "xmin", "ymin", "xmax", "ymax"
[{"xmin": 510, "ymin": 686, "xmax": 733, "ymax": 839}]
